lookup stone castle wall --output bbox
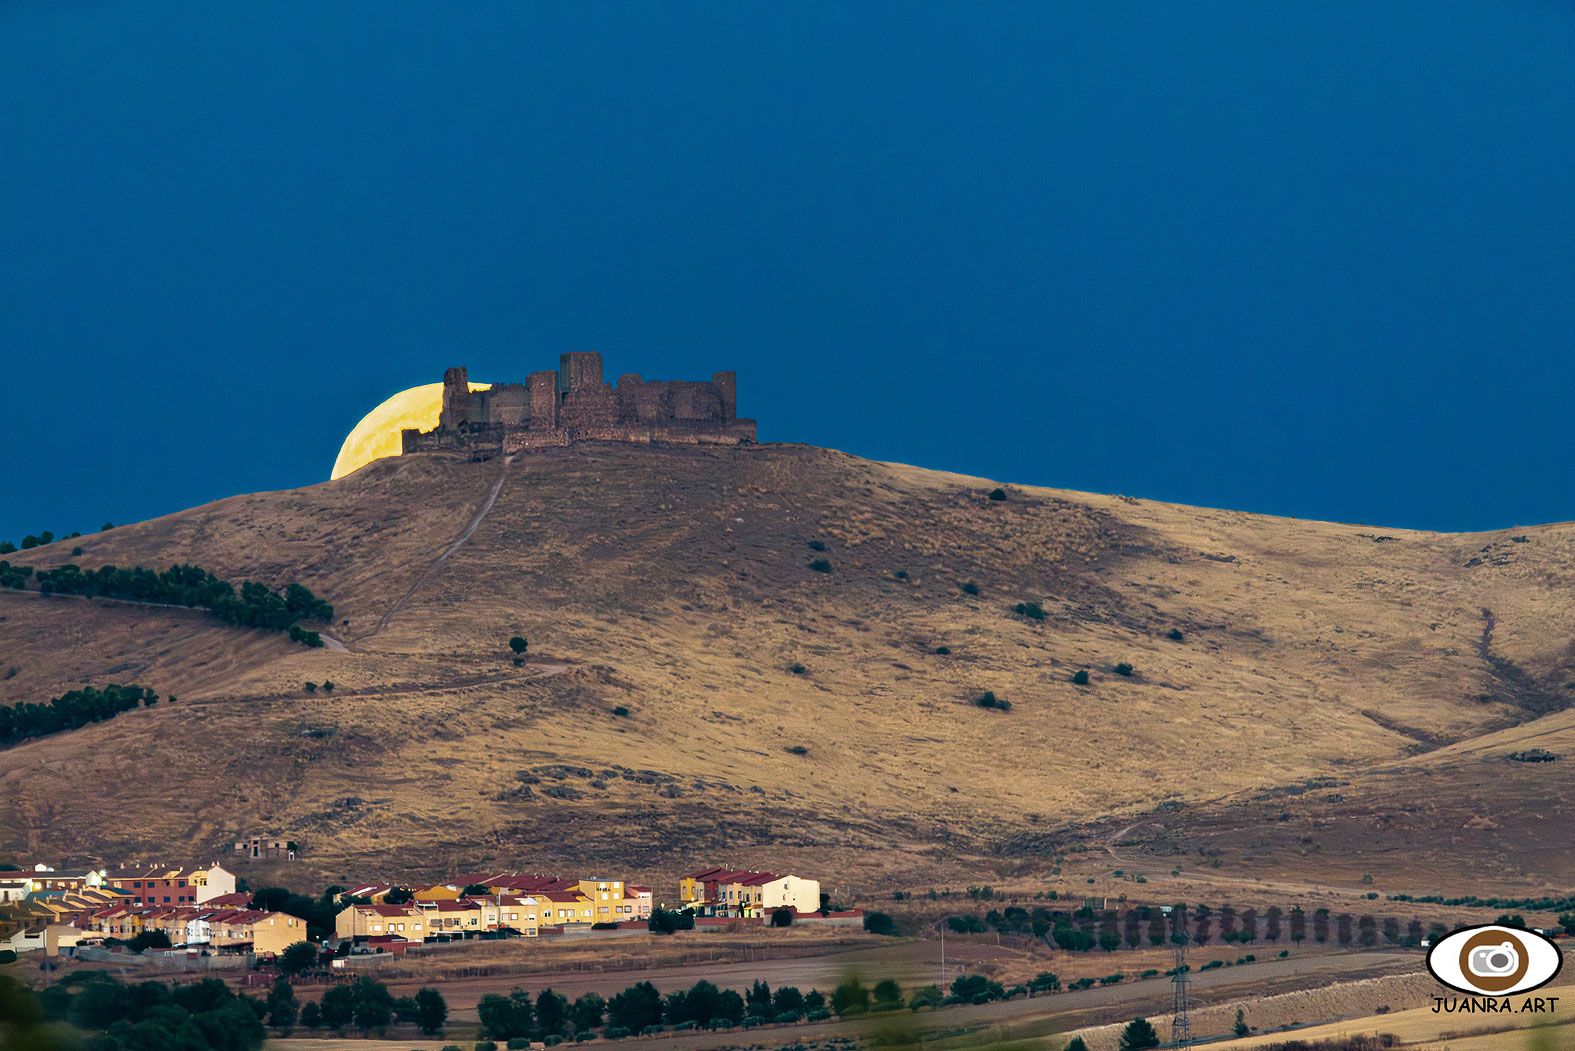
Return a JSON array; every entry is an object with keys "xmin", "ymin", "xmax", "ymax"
[{"xmin": 401, "ymin": 352, "xmax": 756, "ymax": 457}]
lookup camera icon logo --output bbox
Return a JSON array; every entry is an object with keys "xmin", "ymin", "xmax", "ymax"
[
  {"xmin": 1426, "ymin": 925, "xmax": 1562, "ymax": 996},
  {"xmin": 1467, "ymin": 941, "xmax": 1519, "ymax": 978}
]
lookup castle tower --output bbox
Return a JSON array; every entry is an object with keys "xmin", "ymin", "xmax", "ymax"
[
  {"xmin": 440, "ymin": 366, "xmax": 472, "ymax": 429},
  {"xmin": 559, "ymin": 351, "xmax": 604, "ymax": 393},
  {"xmin": 527, "ymin": 371, "xmax": 559, "ymax": 431},
  {"xmin": 711, "ymin": 371, "xmax": 737, "ymax": 420}
]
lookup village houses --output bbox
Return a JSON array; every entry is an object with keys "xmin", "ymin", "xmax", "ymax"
[
  {"xmin": 679, "ymin": 867, "xmax": 822, "ymax": 918},
  {"xmin": 2, "ymin": 858, "xmax": 838, "ymax": 959}
]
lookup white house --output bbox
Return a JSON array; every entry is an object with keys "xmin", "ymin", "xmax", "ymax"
[
  {"xmin": 759, "ymin": 875, "xmax": 821, "ymax": 914},
  {"xmin": 193, "ymin": 864, "xmax": 238, "ymax": 904}
]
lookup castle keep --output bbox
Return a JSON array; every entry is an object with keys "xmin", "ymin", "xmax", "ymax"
[{"xmin": 401, "ymin": 352, "xmax": 756, "ymax": 456}]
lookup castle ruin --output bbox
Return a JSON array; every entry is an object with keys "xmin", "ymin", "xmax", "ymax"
[{"xmin": 401, "ymin": 352, "xmax": 756, "ymax": 456}]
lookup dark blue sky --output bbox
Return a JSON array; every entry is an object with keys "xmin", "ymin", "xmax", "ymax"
[{"xmin": 3, "ymin": 2, "xmax": 1571, "ymax": 539}]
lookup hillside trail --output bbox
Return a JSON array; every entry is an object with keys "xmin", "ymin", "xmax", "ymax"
[
  {"xmin": 356, "ymin": 452, "xmax": 516, "ymax": 644},
  {"xmin": 181, "ymin": 659, "xmax": 569, "ymax": 707}
]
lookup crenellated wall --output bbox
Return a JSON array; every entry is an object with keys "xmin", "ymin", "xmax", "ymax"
[{"xmin": 403, "ymin": 351, "xmax": 756, "ymax": 456}]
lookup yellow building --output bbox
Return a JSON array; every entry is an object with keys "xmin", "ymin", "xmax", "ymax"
[{"xmin": 335, "ymin": 902, "xmax": 428, "ymax": 942}]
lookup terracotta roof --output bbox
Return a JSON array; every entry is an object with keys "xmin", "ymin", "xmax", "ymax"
[{"xmin": 629, "ymin": 886, "xmax": 652, "ymax": 894}]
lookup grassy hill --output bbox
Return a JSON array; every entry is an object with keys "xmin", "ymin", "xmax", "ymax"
[{"xmin": 1, "ymin": 443, "xmax": 1569, "ymax": 895}]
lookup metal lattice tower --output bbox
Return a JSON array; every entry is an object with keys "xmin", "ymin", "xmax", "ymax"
[{"xmin": 1170, "ymin": 909, "xmax": 1193, "ymax": 1049}]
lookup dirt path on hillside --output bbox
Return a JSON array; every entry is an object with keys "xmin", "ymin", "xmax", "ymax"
[
  {"xmin": 357, "ymin": 453, "xmax": 515, "ymax": 643},
  {"xmin": 180, "ymin": 661, "xmax": 570, "ymax": 707}
]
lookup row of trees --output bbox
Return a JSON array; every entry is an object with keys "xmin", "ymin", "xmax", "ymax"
[
  {"xmin": 947, "ymin": 904, "xmax": 1452, "ymax": 950},
  {"xmin": 0, "ymin": 683, "xmax": 158, "ymax": 747},
  {"xmin": 24, "ymin": 561, "xmax": 333, "ymax": 638},
  {"xmin": 479, "ymin": 978, "xmax": 859, "ymax": 1040},
  {"xmin": 289, "ymin": 976, "xmax": 447, "ymax": 1035}
]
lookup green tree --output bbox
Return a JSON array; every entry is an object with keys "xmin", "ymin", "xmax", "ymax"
[
  {"xmin": 773, "ymin": 986, "xmax": 806, "ymax": 1017},
  {"xmin": 872, "ymin": 978, "xmax": 904, "ymax": 1010},
  {"xmin": 266, "ymin": 977, "xmax": 298, "ymax": 1029},
  {"xmin": 279, "ymin": 939, "xmax": 318, "ymax": 976},
  {"xmin": 1233, "ymin": 1007, "xmax": 1249, "ymax": 1037},
  {"xmin": 745, "ymin": 980, "xmax": 772, "ymax": 1017},
  {"xmin": 350, "ymin": 976, "xmax": 394, "ymax": 1032},
  {"xmin": 1065, "ymin": 1039, "xmax": 1090, "ymax": 1051},
  {"xmin": 648, "ymin": 906, "xmax": 694, "ymax": 933},
  {"xmin": 607, "ymin": 981, "xmax": 663, "ymax": 1032},
  {"xmin": 478, "ymin": 988, "xmax": 535, "ymax": 1040},
  {"xmin": 319, "ymin": 984, "xmax": 356, "ymax": 1029},
  {"xmin": 536, "ymin": 988, "xmax": 570, "ymax": 1037},
  {"xmin": 863, "ymin": 911, "xmax": 898, "ymax": 936},
  {"xmin": 415, "ymin": 987, "xmax": 448, "ymax": 1035},
  {"xmin": 509, "ymin": 635, "xmax": 528, "ymax": 655},
  {"xmin": 570, "ymin": 991, "xmax": 605, "ymax": 1032},
  {"xmin": 299, "ymin": 1000, "xmax": 322, "ymax": 1029},
  {"xmin": 127, "ymin": 929, "xmax": 171, "ymax": 953},
  {"xmin": 831, "ymin": 977, "xmax": 870, "ymax": 1015},
  {"xmin": 949, "ymin": 974, "xmax": 1004, "ymax": 1003},
  {"xmin": 1118, "ymin": 1017, "xmax": 1160, "ymax": 1050},
  {"xmin": 907, "ymin": 984, "xmax": 944, "ymax": 1010}
]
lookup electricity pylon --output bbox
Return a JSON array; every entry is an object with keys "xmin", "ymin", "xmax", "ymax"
[{"xmin": 1170, "ymin": 907, "xmax": 1193, "ymax": 1049}]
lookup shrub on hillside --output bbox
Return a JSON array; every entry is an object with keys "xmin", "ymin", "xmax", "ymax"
[
  {"xmin": 1013, "ymin": 600, "xmax": 1046, "ymax": 620},
  {"xmin": 863, "ymin": 911, "xmax": 898, "ymax": 936},
  {"xmin": 975, "ymin": 691, "xmax": 1012, "ymax": 712},
  {"xmin": 1072, "ymin": 669, "xmax": 1090, "ymax": 685}
]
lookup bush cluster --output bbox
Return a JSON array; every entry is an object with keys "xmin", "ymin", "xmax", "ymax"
[{"xmin": 6, "ymin": 972, "xmax": 265, "ymax": 1051}]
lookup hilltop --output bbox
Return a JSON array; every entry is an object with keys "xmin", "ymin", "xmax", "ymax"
[{"xmin": 1, "ymin": 443, "xmax": 1569, "ymax": 896}]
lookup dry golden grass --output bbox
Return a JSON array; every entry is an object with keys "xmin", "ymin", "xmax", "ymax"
[
  {"xmin": 1202, "ymin": 982, "xmax": 1575, "ymax": 1050},
  {"xmin": 0, "ymin": 443, "xmax": 1569, "ymax": 895}
]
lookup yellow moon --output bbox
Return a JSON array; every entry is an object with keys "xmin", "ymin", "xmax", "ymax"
[{"xmin": 331, "ymin": 381, "xmax": 491, "ymax": 480}]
